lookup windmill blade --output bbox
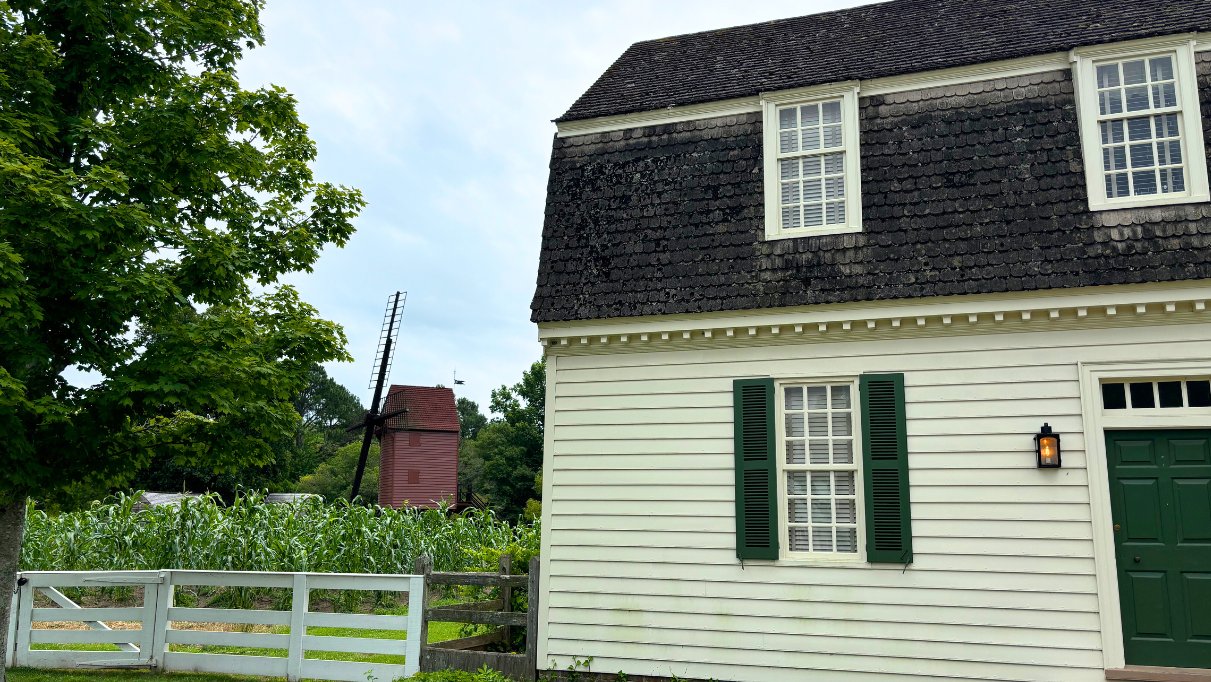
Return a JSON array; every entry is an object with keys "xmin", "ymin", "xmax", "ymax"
[{"xmin": 351, "ymin": 290, "xmax": 406, "ymax": 502}]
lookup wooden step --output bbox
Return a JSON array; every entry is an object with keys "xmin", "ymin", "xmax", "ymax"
[{"xmin": 1106, "ymin": 666, "xmax": 1211, "ymax": 682}]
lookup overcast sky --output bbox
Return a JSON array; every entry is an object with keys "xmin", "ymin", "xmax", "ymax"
[{"xmin": 239, "ymin": 0, "xmax": 870, "ymax": 412}]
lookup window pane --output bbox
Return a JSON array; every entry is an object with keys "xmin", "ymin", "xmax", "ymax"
[
  {"xmin": 801, "ymin": 103, "xmax": 820, "ymax": 126},
  {"xmin": 804, "ymin": 204, "xmax": 823, "ymax": 227},
  {"xmin": 807, "ymin": 412, "xmax": 828, "ymax": 437},
  {"xmin": 789, "ymin": 499, "xmax": 809, "ymax": 523},
  {"xmin": 802, "ymin": 156, "xmax": 823, "ymax": 177},
  {"xmin": 781, "ymin": 182, "xmax": 800, "ymax": 205},
  {"xmin": 779, "ymin": 107, "xmax": 797, "ymax": 130},
  {"xmin": 1103, "ymin": 146, "xmax": 1127, "ymax": 171},
  {"xmin": 806, "ymin": 386, "xmax": 828, "ymax": 409},
  {"xmin": 787, "ymin": 472, "xmax": 808, "ymax": 496},
  {"xmin": 803, "ymin": 178, "xmax": 823, "ymax": 203},
  {"xmin": 1102, "ymin": 383, "xmax": 1127, "ymax": 410},
  {"xmin": 825, "ymin": 176, "xmax": 845, "ymax": 199},
  {"xmin": 831, "ymin": 412, "xmax": 851, "ymax": 437},
  {"xmin": 1158, "ymin": 381, "xmax": 1184, "ymax": 408},
  {"xmin": 830, "ymin": 385, "xmax": 851, "ymax": 409},
  {"xmin": 784, "ymin": 386, "xmax": 804, "ymax": 410},
  {"xmin": 1097, "ymin": 64, "xmax": 1120, "ymax": 88},
  {"xmin": 832, "ymin": 440, "xmax": 853, "ymax": 465},
  {"xmin": 1187, "ymin": 380, "xmax": 1211, "ymax": 407},
  {"xmin": 1100, "ymin": 120, "xmax": 1125, "ymax": 145},
  {"xmin": 822, "ymin": 124, "xmax": 842, "ymax": 148},
  {"xmin": 821, "ymin": 100, "xmax": 842, "ymax": 124},
  {"xmin": 811, "ymin": 527, "xmax": 833, "ymax": 552},
  {"xmin": 1123, "ymin": 59, "xmax": 1147, "ymax": 85},
  {"xmin": 1100, "ymin": 90, "xmax": 1123, "ymax": 116},
  {"xmin": 811, "ymin": 499, "xmax": 832, "ymax": 524},
  {"xmin": 786, "ymin": 412, "xmax": 805, "ymax": 437},
  {"xmin": 802, "ymin": 127, "xmax": 821, "ymax": 151},
  {"xmin": 1150, "ymin": 56, "xmax": 1174, "ymax": 81},
  {"xmin": 834, "ymin": 471, "xmax": 855, "ymax": 496},
  {"xmin": 808, "ymin": 440, "xmax": 830, "ymax": 464},
  {"xmin": 836, "ymin": 528, "xmax": 858, "ymax": 553},
  {"xmin": 787, "ymin": 440, "xmax": 806, "ymax": 465},
  {"xmin": 1128, "ymin": 117, "xmax": 1154, "ymax": 141},
  {"xmin": 789, "ymin": 526, "xmax": 810, "ymax": 551},
  {"xmin": 1156, "ymin": 114, "xmax": 1180, "ymax": 138},
  {"xmin": 836, "ymin": 499, "xmax": 856, "ymax": 524},
  {"xmin": 1107, "ymin": 172, "xmax": 1130, "ymax": 198},
  {"xmin": 781, "ymin": 205, "xmax": 801, "ymax": 229},
  {"xmin": 823, "ymin": 153, "xmax": 844, "ymax": 174},
  {"xmin": 1129, "ymin": 382, "xmax": 1156, "ymax": 408},
  {"xmin": 811, "ymin": 472, "xmax": 831, "ymax": 496},
  {"xmin": 779, "ymin": 159, "xmax": 800, "ymax": 180},
  {"xmin": 1161, "ymin": 167, "xmax": 1185, "ymax": 193},
  {"xmin": 1130, "ymin": 144, "xmax": 1155, "ymax": 168},
  {"xmin": 1157, "ymin": 141, "xmax": 1181, "ymax": 166},
  {"xmin": 779, "ymin": 130, "xmax": 798, "ymax": 154},
  {"xmin": 1125, "ymin": 86, "xmax": 1150, "ymax": 112},
  {"xmin": 825, "ymin": 202, "xmax": 845, "ymax": 225},
  {"xmin": 1133, "ymin": 170, "xmax": 1158, "ymax": 195},
  {"xmin": 1152, "ymin": 83, "xmax": 1176, "ymax": 109}
]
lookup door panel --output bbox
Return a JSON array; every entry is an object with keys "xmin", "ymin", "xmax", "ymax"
[{"xmin": 1107, "ymin": 430, "xmax": 1211, "ymax": 669}]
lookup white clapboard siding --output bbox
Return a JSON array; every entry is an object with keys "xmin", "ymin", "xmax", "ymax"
[{"xmin": 543, "ymin": 318, "xmax": 1211, "ymax": 681}]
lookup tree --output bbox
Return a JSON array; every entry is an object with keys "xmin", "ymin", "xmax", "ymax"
[
  {"xmin": 295, "ymin": 441, "xmax": 379, "ymax": 504},
  {"xmin": 0, "ymin": 2, "xmax": 364, "ymax": 673},
  {"xmin": 456, "ymin": 396, "xmax": 487, "ymax": 440},
  {"xmin": 460, "ymin": 361, "xmax": 544, "ymax": 519}
]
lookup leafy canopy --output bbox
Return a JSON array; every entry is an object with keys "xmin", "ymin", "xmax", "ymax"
[
  {"xmin": 460, "ymin": 361, "xmax": 544, "ymax": 519},
  {"xmin": 0, "ymin": 0, "xmax": 365, "ymax": 505}
]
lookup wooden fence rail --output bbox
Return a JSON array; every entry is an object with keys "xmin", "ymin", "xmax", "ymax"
[
  {"xmin": 6, "ymin": 569, "xmax": 423, "ymax": 682},
  {"xmin": 414, "ymin": 554, "xmax": 539, "ymax": 682}
]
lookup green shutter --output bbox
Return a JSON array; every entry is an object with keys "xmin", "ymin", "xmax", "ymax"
[
  {"xmin": 860, "ymin": 373, "xmax": 913, "ymax": 564},
  {"xmin": 733, "ymin": 378, "xmax": 778, "ymax": 560}
]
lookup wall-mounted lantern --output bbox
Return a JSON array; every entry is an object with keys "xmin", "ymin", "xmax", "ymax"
[{"xmin": 1035, "ymin": 423, "xmax": 1061, "ymax": 468}]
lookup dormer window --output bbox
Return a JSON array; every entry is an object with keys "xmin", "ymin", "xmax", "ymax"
[
  {"xmin": 762, "ymin": 84, "xmax": 863, "ymax": 240},
  {"xmin": 1074, "ymin": 40, "xmax": 1210, "ymax": 211}
]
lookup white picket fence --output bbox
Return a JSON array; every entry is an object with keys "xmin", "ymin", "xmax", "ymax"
[{"xmin": 6, "ymin": 569, "xmax": 423, "ymax": 682}]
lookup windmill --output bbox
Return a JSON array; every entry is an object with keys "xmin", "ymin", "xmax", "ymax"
[{"xmin": 349, "ymin": 291, "xmax": 407, "ymax": 501}]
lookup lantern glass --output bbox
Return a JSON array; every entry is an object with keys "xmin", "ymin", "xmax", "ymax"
[{"xmin": 1035, "ymin": 423, "xmax": 1061, "ymax": 468}]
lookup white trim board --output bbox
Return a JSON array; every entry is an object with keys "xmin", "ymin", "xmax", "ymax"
[
  {"xmin": 1076, "ymin": 359, "xmax": 1211, "ymax": 671},
  {"xmin": 555, "ymin": 33, "xmax": 1211, "ymax": 138}
]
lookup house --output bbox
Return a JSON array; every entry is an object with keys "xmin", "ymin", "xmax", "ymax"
[
  {"xmin": 531, "ymin": 1, "xmax": 1211, "ymax": 680},
  {"xmin": 378, "ymin": 385, "xmax": 460, "ymax": 509}
]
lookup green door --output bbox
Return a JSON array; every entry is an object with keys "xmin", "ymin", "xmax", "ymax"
[{"xmin": 1106, "ymin": 430, "xmax": 1211, "ymax": 669}]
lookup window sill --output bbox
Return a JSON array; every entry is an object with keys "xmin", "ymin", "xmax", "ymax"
[
  {"xmin": 765, "ymin": 225, "xmax": 862, "ymax": 241},
  {"xmin": 1089, "ymin": 191, "xmax": 1210, "ymax": 212},
  {"xmin": 742, "ymin": 558, "xmax": 893, "ymax": 569}
]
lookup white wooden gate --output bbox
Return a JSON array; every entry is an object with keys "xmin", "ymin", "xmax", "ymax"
[{"xmin": 7, "ymin": 569, "xmax": 423, "ymax": 682}]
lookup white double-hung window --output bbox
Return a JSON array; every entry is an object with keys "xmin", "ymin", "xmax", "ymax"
[
  {"xmin": 762, "ymin": 84, "xmax": 863, "ymax": 239},
  {"xmin": 1074, "ymin": 39, "xmax": 1209, "ymax": 210},
  {"xmin": 779, "ymin": 381, "xmax": 863, "ymax": 560}
]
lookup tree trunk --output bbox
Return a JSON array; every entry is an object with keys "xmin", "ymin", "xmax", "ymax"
[{"xmin": 0, "ymin": 498, "xmax": 27, "ymax": 682}]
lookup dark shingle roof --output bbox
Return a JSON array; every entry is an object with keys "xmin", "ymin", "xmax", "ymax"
[
  {"xmin": 382, "ymin": 386, "xmax": 460, "ymax": 432},
  {"xmin": 559, "ymin": 0, "xmax": 1211, "ymax": 122}
]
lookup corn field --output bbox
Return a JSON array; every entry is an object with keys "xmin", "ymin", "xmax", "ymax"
[{"xmin": 21, "ymin": 491, "xmax": 539, "ymax": 575}]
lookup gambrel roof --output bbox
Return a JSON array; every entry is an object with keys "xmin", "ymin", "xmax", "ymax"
[{"xmin": 559, "ymin": 0, "xmax": 1211, "ymax": 122}]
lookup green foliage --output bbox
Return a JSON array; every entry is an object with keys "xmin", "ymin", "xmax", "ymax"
[
  {"xmin": 406, "ymin": 667, "xmax": 515, "ymax": 682},
  {"xmin": 295, "ymin": 441, "xmax": 379, "ymax": 504},
  {"xmin": 460, "ymin": 362, "xmax": 545, "ymax": 519},
  {"xmin": 0, "ymin": 1, "xmax": 363, "ymax": 507},
  {"xmin": 21, "ymin": 492, "xmax": 538, "ymax": 575},
  {"xmin": 457, "ymin": 397, "xmax": 488, "ymax": 440}
]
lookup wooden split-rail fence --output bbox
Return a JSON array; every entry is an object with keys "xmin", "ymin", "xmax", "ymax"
[{"xmin": 413, "ymin": 554, "xmax": 539, "ymax": 682}]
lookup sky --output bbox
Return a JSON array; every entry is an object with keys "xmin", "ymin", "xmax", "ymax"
[{"xmin": 237, "ymin": 0, "xmax": 871, "ymax": 413}]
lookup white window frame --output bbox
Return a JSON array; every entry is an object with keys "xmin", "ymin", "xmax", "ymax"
[
  {"xmin": 775, "ymin": 377, "xmax": 866, "ymax": 564},
  {"xmin": 1073, "ymin": 37, "xmax": 1210, "ymax": 211},
  {"xmin": 762, "ymin": 83, "xmax": 863, "ymax": 240}
]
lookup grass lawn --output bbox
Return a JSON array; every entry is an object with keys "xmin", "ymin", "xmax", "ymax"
[{"xmin": 7, "ymin": 671, "xmax": 275, "ymax": 682}]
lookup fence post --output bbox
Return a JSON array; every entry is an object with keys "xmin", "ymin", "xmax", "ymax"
[
  {"xmin": 12, "ymin": 575, "xmax": 32, "ymax": 668},
  {"xmin": 405, "ymin": 573, "xmax": 425, "ymax": 677},
  {"xmin": 150, "ymin": 571, "xmax": 174, "ymax": 670},
  {"xmin": 6, "ymin": 576, "xmax": 19, "ymax": 669},
  {"xmin": 286, "ymin": 573, "xmax": 309, "ymax": 682},
  {"xmin": 412, "ymin": 554, "xmax": 432, "ymax": 670},
  {"xmin": 525, "ymin": 557, "xmax": 540, "ymax": 682},
  {"xmin": 499, "ymin": 554, "xmax": 513, "ymax": 650}
]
